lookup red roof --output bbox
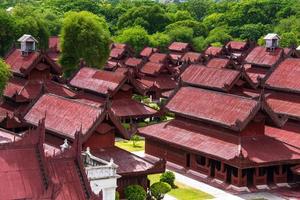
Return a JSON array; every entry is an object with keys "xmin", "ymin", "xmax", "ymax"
[
  {"xmin": 181, "ymin": 65, "xmax": 241, "ymax": 92},
  {"xmin": 140, "ymin": 47, "xmax": 158, "ymax": 58},
  {"xmin": 0, "ymin": 128, "xmax": 20, "ymax": 143},
  {"xmin": 244, "ymin": 64, "xmax": 268, "ymax": 85},
  {"xmin": 166, "ymin": 87, "xmax": 260, "ymax": 131},
  {"xmin": 5, "ymin": 49, "xmax": 61, "ymax": 76},
  {"xmin": 48, "ymin": 36, "xmax": 60, "ymax": 52},
  {"xmin": 245, "ymin": 46, "xmax": 283, "ymax": 67},
  {"xmin": 125, "ymin": 57, "xmax": 143, "ymax": 68},
  {"xmin": 140, "ymin": 62, "xmax": 164, "ymax": 75},
  {"xmin": 169, "ymin": 53, "xmax": 182, "ymax": 61},
  {"xmin": 91, "ymin": 147, "xmax": 164, "ymax": 175},
  {"xmin": 168, "ymin": 42, "xmax": 189, "ymax": 52},
  {"xmin": 110, "ymin": 48, "xmax": 126, "ymax": 59},
  {"xmin": 207, "ymin": 58, "xmax": 230, "ymax": 69},
  {"xmin": 136, "ymin": 75, "xmax": 177, "ymax": 91},
  {"xmin": 70, "ymin": 67, "xmax": 127, "ymax": 96},
  {"xmin": 139, "ymin": 119, "xmax": 300, "ymax": 166},
  {"xmin": 0, "ymin": 124, "xmax": 97, "ymax": 200},
  {"xmin": 24, "ymin": 94, "xmax": 103, "ymax": 140},
  {"xmin": 111, "ymin": 98, "xmax": 157, "ymax": 118},
  {"xmin": 149, "ymin": 53, "xmax": 168, "ymax": 63},
  {"xmin": 4, "ymin": 77, "xmax": 76, "ymax": 102},
  {"xmin": 204, "ymin": 46, "xmax": 223, "ymax": 57},
  {"xmin": 265, "ymin": 58, "xmax": 300, "ymax": 93},
  {"xmin": 181, "ymin": 52, "xmax": 202, "ymax": 63},
  {"xmin": 112, "ymin": 43, "xmax": 127, "ymax": 49},
  {"xmin": 226, "ymin": 41, "xmax": 247, "ymax": 51},
  {"xmin": 265, "ymin": 91, "xmax": 300, "ymax": 120}
]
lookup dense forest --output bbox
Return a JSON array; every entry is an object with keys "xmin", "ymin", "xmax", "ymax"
[{"xmin": 1, "ymin": 0, "xmax": 300, "ymax": 57}]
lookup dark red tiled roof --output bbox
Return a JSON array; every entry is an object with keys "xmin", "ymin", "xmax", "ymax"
[
  {"xmin": 181, "ymin": 65, "xmax": 241, "ymax": 92},
  {"xmin": 69, "ymin": 67, "xmax": 127, "ymax": 96},
  {"xmin": 140, "ymin": 62, "xmax": 164, "ymax": 75},
  {"xmin": 265, "ymin": 91, "xmax": 300, "ymax": 120},
  {"xmin": 204, "ymin": 46, "xmax": 223, "ymax": 57},
  {"xmin": 245, "ymin": 46, "xmax": 283, "ymax": 67},
  {"xmin": 181, "ymin": 52, "xmax": 202, "ymax": 63},
  {"xmin": 111, "ymin": 98, "xmax": 157, "ymax": 118},
  {"xmin": 149, "ymin": 53, "xmax": 168, "ymax": 63},
  {"xmin": 24, "ymin": 94, "xmax": 103, "ymax": 140},
  {"xmin": 139, "ymin": 119, "xmax": 300, "ymax": 166},
  {"xmin": 125, "ymin": 57, "xmax": 143, "ymax": 68},
  {"xmin": 91, "ymin": 147, "xmax": 164, "ymax": 175},
  {"xmin": 140, "ymin": 47, "xmax": 158, "ymax": 58},
  {"xmin": 265, "ymin": 58, "xmax": 300, "ymax": 93},
  {"xmin": 166, "ymin": 87, "xmax": 259, "ymax": 131},
  {"xmin": 168, "ymin": 42, "xmax": 189, "ymax": 52},
  {"xmin": 226, "ymin": 41, "xmax": 247, "ymax": 51},
  {"xmin": 206, "ymin": 58, "xmax": 230, "ymax": 69}
]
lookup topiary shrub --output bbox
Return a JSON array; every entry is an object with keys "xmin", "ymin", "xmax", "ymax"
[
  {"xmin": 124, "ymin": 185, "xmax": 146, "ymax": 200},
  {"xmin": 160, "ymin": 171, "xmax": 176, "ymax": 188},
  {"xmin": 149, "ymin": 182, "xmax": 171, "ymax": 200},
  {"xmin": 115, "ymin": 191, "xmax": 120, "ymax": 200}
]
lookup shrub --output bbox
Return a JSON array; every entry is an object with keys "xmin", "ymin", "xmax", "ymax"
[
  {"xmin": 131, "ymin": 134, "xmax": 141, "ymax": 147},
  {"xmin": 124, "ymin": 185, "xmax": 146, "ymax": 200},
  {"xmin": 149, "ymin": 182, "xmax": 171, "ymax": 200},
  {"xmin": 160, "ymin": 171, "xmax": 176, "ymax": 188},
  {"xmin": 115, "ymin": 191, "xmax": 120, "ymax": 200}
]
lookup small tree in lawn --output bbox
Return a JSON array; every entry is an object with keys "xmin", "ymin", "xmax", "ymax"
[
  {"xmin": 0, "ymin": 59, "xmax": 11, "ymax": 96},
  {"xmin": 160, "ymin": 171, "xmax": 176, "ymax": 188},
  {"xmin": 149, "ymin": 182, "xmax": 171, "ymax": 200},
  {"xmin": 131, "ymin": 134, "xmax": 140, "ymax": 148},
  {"xmin": 124, "ymin": 185, "xmax": 146, "ymax": 200},
  {"xmin": 60, "ymin": 11, "xmax": 110, "ymax": 77}
]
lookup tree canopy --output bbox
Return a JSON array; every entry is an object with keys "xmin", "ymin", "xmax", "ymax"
[
  {"xmin": 0, "ymin": 0, "xmax": 300, "ymax": 56},
  {"xmin": 60, "ymin": 11, "xmax": 110, "ymax": 77},
  {"xmin": 0, "ymin": 59, "xmax": 11, "ymax": 96}
]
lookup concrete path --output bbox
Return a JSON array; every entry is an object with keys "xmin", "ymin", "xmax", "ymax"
[{"xmin": 238, "ymin": 192, "xmax": 286, "ymax": 200}]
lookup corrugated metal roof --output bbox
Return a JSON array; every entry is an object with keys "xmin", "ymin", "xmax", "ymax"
[
  {"xmin": 181, "ymin": 52, "xmax": 202, "ymax": 63},
  {"xmin": 265, "ymin": 58, "xmax": 300, "ymax": 93},
  {"xmin": 226, "ymin": 41, "xmax": 247, "ymax": 51},
  {"xmin": 149, "ymin": 53, "xmax": 168, "ymax": 63},
  {"xmin": 207, "ymin": 58, "xmax": 230, "ymax": 69},
  {"xmin": 140, "ymin": 47, "xmax": 158, "ymax": 58},
  {"xmin": 166, "ymin": 87, "xmax": 259, "ymax": 131},
  {"xmin": 204, "ymin": 46, "xmax": 223, "ymax": 56},
  {"xmin": 266, "ymin": 91, "xmax": 300, "ymax": 120},
  {"xmin": 24, "ymin": 94, "xmax": 103, "ymax": 139},
  {"xmin": 181, "ymin": 65, "xmax": 241, "ymax": 92},
  {"xmin": 244, "ymin": 64, "xmax": 269, "ymax": 85},
  {"xmin": 136, "ymin": 75, "xmax": 177, "ymax": 90},
  {"xmin": 168, "ymin": 42, "xmax": 189, "ymax": 52},
  {"xmin": 139, "ymin": 119, "xmax": 300, "ymax": 165},
  {"xmin": 111, "ymin": 98, "xmax": 157, "ymax": 118},
  {"xmin": 245, "ymin": 46, "xmax": 283, "ymax": 67},
  {"xmin": 125, "ymin": 57, "xmax": 143, "ymax": 67},
  {"xmin": 69, "ymin": 67, "xmax": 127, "ymax": 96},
  {"xmin": 110, "ymin": 48, "xmax": 125, "ymax": 59},
  {"xmin": 140, "ymin": 62, "xmax": 164, "ymax": 75}
]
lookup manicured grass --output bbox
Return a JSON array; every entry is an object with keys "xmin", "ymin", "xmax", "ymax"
[
  {"xmin": 115, "ymin": 139, "xmax": 145, "ymax": 152},
  {"xmin": 148, "ymin": 174, "xmax": 214, "ymax": 200}
]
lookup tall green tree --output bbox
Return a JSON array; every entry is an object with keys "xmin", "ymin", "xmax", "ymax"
[
  {"xmin": 60, "ymin": 11, "xmax": 110, "ymax": 77},
  {"xmin": 115, "ymin": 26, "xmax": 150, "ymax": 54},
  {"xmin": 0, "ymin": 10, "xmax": 16, "ymax": 57},
  {"xmin": 0, "ymin": 59, "xmax": 11, "ymax": 96}
]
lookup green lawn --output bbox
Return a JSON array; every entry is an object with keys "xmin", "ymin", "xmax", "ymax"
[
  {"xmin": 115, "ymin": 139, "xmax": 145, "ymax": 152},
  {"xmin": 148, "ymin": 174, "xmax": 214, "ymax": 200}
]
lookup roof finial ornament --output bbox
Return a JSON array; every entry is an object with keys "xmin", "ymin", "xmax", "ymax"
[{"xmin": 60, "ymin": 139, "xmax": 70, "ymax": 152}]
